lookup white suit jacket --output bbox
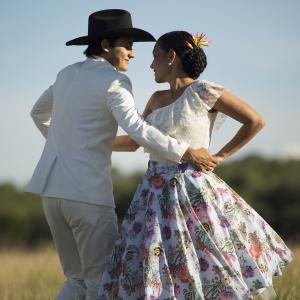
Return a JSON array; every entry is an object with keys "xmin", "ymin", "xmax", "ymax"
[{"xmin": 26, "ymin": 57, "xmax": 189, "ymax": 207}]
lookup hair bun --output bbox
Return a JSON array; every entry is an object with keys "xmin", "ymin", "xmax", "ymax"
[
  {"xmin": 157, "ymin": 31, "xmax": 207, "ymax": 80},
  {"xmin": 181, "ymin": 47, "xmax": 207, "ymax": 79}
]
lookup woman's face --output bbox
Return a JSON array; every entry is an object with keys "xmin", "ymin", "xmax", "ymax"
[{"xmin": 150, "ymin": 43, "xmax": 170, "ymax": 83}]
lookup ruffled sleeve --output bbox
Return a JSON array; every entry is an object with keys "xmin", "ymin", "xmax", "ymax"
[
  {"xmin": 196, "ymin": 80, "xmax": 225, "ymax": 110},
  {"xmin": 193, "ymin": 80, "xmax": 227, "ymax": 132}
]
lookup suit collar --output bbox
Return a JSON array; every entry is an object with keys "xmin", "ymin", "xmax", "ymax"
[{"xmin": 86, "ymin": 56, "xmax": 117, "ymax": 71}]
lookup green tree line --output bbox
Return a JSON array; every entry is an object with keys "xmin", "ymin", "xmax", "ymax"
[{"xmin": 0, "ymin": 155, "xmax": 299, "ymax": 247}]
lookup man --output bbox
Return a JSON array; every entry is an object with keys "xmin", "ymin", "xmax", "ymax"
[{"xmin": 26, "ymin": 9, "xmax": 217, "ymax": 300}]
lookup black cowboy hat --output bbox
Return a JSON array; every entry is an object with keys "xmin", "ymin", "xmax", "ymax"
[{"xmin": 66, "ymin": 9, "xmax": 155, "ymax": 46}]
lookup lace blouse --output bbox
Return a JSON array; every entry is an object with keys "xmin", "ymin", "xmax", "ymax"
[{"xmin": 145, "ymin": 80, "xmax": 226, "ymax": 162}]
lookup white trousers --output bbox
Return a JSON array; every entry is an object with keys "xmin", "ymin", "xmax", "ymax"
[{"xmin": 42, "ymin": 197, "xmax": 118, "ymax": 300}]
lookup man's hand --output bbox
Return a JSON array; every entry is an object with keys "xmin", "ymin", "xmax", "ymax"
[{"xmin": 182, "ymin": 147, "xmax": 221, "ymax": 173}]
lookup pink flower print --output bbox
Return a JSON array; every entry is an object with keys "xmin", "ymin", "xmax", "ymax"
[
  {"xmin": 176, "ymin": 264, "xmax": 191, "ymax": 283},
  {"xmin": 220, "ymin": 217, "xmax": 230, "ymax": 228},
  {"xmin": 220, "ymin": 290, "xmax": 234, "ymax": 300},
  {"xmin": 199, "ymin": 202, "xmax": 210, "ymax": 211},
  {"xmin": 274, "ymin": 247, "xmax": 286, "ymax": 257},
  {"xmin": 191, "ymin": 209, "xmax": 199, "ymax": 220},
  {"xmin": 200, "ymin": 258, "xmax": 209, "ymax": 271},
  {"xmin": 203, "ymin": 247, "xmax": 212, "ymax": 257},
  {"xmin": 217, "ymin": 188, "xmax": 229, "ymax": 197},
  {"xmin": 249, "ymin": 242, "xmax": 262, "ymax": 260},
  {"xmin": 191, "ymin": 171, "xmax": 202, "ymax": 178},
  {"xmin": 186, "ymin": 218, "xmax": 194, "ymax": 231},
  {"xmin": 266, "ymin": 252, "xmax": 272, "ymax": 261},
  {"xmin": 174, "ymin": 283, "xmax": 180, "ymax": 297},
  {"xmin": 242, "ymin": 265, "xmax": 254, "ymax": 278},
  {"xmin": 223, "ymin": 253, "xmax": 233, "ymax": 268},
  {"xmin": 231, "ymin": 191, "xmax": 241, "ymax": 202},
  {"xmin": 149, "ymin": 175, "xmax": 165, "ymax": 189},
  {"xmin": 228, "ymin": 252, "xmax": 237, "ymax": 261},
  {"xmin": 198, "ymin": 203, "xmax": 210, "ymax": 220}
]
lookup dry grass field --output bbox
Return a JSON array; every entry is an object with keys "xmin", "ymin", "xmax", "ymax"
[
  {"xmin": 0, "ymin": 245, "xmax": 299, "ymax": 299},
  {"xmin": 0, "ymin": 246, "xmax": 63, "ymax": 300}
]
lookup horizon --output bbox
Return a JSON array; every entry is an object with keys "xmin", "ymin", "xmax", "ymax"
[{"xmin": 1, "ymin": 0, "xmax": 299, "ymax": 186}]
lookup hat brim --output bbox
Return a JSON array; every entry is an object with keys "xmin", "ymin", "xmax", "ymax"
[{"xmin": 66, "ymin": 28, "xmax": 155, "ymax": 46}]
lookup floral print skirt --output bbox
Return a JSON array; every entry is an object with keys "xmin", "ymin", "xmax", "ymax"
[{"xmin": 97, "ymin": 161, "xmax": 293, "ymax": 300}]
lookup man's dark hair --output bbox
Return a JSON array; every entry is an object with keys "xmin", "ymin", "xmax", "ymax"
[{"xmin": 83, "ymin": 39, "xmax": 117, "ymax": 57}]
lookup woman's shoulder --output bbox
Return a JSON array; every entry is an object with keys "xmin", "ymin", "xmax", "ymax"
[
  {"xmin": 142, "ymin": 89, "xmax": 169, "ymax": 118},
  {"xmin": 148, "ymin": 90, "xmax": 169, "ymax": 110},
  {"xmin": 151, "ymin": 89, "xmax": 169, "ymax": 98}
]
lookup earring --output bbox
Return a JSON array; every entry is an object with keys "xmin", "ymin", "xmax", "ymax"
[{"xmin": 168, "ymin": 62, "xmax": 172, "ymax": 66}]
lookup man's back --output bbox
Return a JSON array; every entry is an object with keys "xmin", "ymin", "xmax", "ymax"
[{"xmin": 27, "ymin": 57, "xmax": 124, "ymax": 207}]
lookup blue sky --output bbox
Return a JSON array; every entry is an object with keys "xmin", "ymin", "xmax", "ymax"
[{"xmin": 1, "ymin": 0, "xmax": 299, "ymax": 186}]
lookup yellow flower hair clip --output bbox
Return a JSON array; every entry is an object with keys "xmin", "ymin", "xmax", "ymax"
[{"xmin": 185, "ymin": 33, "xmax": 209, "ymax": 49}]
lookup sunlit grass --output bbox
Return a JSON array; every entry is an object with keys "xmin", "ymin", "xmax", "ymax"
[
  {"xmin": 0, "ymin": 245, "xmax": 63, "ymax": 300},
  {"xmin": 0, "ymin": 245, "xmax": 299, "ymax": 299},
  {"xmin": 272, "ymin": 246, "xmax": 300, "ymax": 299}
]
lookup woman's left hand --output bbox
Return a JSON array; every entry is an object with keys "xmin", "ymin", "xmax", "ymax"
[
  {"xmin": 212, "ymin": 155, "xmax": 225, "ymax": 166},
  {"xmin": 206, "ymin": 155, "xmax": 225, "ymax": 172}
]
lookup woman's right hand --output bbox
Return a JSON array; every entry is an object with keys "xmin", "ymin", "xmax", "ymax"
[
  {"xmin": 112, "ymin": 135, "xmax": 140, "ymax": 152},
  {"xmin": 183, "ymin": 147, "xmax": 219, "ymax": 173}
]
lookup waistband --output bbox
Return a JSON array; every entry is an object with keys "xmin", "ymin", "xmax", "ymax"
[{"xmin": 147, "ymin": 160, "xmax": 193, "ymax": 174}]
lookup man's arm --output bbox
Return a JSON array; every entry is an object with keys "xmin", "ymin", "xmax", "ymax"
[
  {"xmin": 106, "ymin": 75, "xmax": 218, "ymax": 172},
  {"xmin": 30, "ymin": 86, "xmax": 53, "ymax": 138},
  {"xmin": 106, "ymin": 75, "xmax": 188, "ymax": 163}
]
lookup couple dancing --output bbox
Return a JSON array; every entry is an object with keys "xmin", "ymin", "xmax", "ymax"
[{"xmin": 27, "ymin": 9, "xmax": 292, "ymax": 300}]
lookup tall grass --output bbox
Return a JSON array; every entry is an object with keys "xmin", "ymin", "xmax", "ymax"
[
  {"xmin": 272, "ymin": 246, "xmax": 300, "ymax": 299},
  {"xmin": 0, "ymin": 245, "xmax": 299, "ymax": 299},
  {"xmin": 0, "ymin": 246, "xmax": 63, "ymax": 300}
]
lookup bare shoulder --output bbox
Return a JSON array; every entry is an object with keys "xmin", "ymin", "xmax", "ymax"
[
  {"xmin": 148, "ymin": 90, "xmax": 168, "ymax": 110},
  {"xmin": 142, "ymin": 90, "xmax": 168, "ymax": 118}
]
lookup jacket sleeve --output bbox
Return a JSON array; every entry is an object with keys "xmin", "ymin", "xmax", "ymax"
[
  {"xmin": 105, "ymin": 75, "xmax": 189, "ymax": 163},
  {"xmin": 30, "ymin": 85, "xmax": 53, "ymax": 138}
]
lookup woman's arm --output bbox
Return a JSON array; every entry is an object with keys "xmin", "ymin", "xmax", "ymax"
[
  {"xmin": 212, "ymin": 90, "xmax": 265, "ymax": 165},
  {"xmin": 112, "ymin": 135, "xmax": 139, "ymax": 151},
  {"xmin": 112, "ymin": 93, "xmax": 155, "ymax": 152}
]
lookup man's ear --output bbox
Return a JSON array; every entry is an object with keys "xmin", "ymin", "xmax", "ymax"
[{"xmin": 101, "ymin": 39, "xmax": 110, "ymax": 53}]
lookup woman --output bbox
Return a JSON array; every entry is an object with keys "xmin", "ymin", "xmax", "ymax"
[{"xmin": 97, "ymin": 31, "xmax": 292, "ymax": 300}]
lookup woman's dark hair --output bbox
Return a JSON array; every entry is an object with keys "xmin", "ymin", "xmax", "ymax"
[
  {"xmin": 83, "ymin": 39, "xmax": 116, "ymax": 57},
  {"xmin": 157, "ymin": 31, "xmax": 207, "ymax": 79}
]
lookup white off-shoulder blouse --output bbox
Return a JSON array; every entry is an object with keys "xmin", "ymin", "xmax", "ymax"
[{"xmin": 145, "ymin": 80, "xmax": 226, "ymax": 162}]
